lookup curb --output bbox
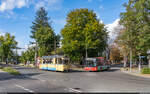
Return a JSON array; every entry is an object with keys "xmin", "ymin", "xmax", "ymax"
[{"xmin": 120, "ymin": 68, "xmax": 150, "ymax": 79}]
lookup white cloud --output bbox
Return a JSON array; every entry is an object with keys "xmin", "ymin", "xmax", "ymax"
[
  {"xmin": 95, "ymin": 11, "xmax": 100, "ymax": 19},
  {"xmin": 95, "ymin": 11, "xmax": 103, "ymax": 24},
  {"xmin": 87, "ymin": 0, "xmax": 92, "ymax": 2},
  {"xmin": 15, "ymin": 35, "xmax": 32, "ymax": 55},
  {"xmin": 34, "ymin": 0, "xmax": 63, "ymax": 11},
  {"xmin": 100, "ymin": 20, "xmax": 103, "ymax": 24},
  {"xmin": 0, "ymin": 0, "xmax": 29, "ymax": 12},
  {"xmin": 98, "ymin": 0, "xmax": 103, "ymax": 2},
  {"xmin": 87, "ymin": 0, "xmax": 102, "ymax": 2},
  {"xmin": 105, "ymin": 19, "xmax": 123, "ymax": 44},
  {"xmin": 0, "ymin": 29, "xmax": 5, "ymax": 36},
  {"xmin": 53, "ymin": 19, "xmax": 66, "ymax": 26},
  {"xmin": 99, "ymin": 5, "xmax": 103, "ymax": 9},
  {"xmin": 0, "ymin": 0, "xmax": 63, "ymax": 12}
]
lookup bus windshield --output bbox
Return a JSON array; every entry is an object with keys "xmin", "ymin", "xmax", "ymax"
[{"xmin": 85, "ymin": 60, "xmax": 97, "ymax": 67}]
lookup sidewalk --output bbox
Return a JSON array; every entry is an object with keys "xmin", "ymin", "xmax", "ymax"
[{"xmin": 121, "ymin": 68, "xmax": 150, "ymax": 78}]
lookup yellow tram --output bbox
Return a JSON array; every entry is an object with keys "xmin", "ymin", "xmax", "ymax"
[{"xmin": 39, "ymin": 55, "xmax": 70, "ymax": 72}]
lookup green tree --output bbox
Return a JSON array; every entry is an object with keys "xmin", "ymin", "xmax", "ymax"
[
  {"xmin": 110, "ymin": 44, "xmax": 123, "ymax": 64},
  {"xmin": 133, "ymin": 0, "xmax": 150, "ymax": 53},
  {"xmin": 20, "ymin": 47, "xmax": 35, "ymax": 64},
  {"xmin": 30, "ymin": 7, "xmax": 58, "ymax": 57},
  {"xmin": 61, "ymin": 8, "xmax": 108, "ymax": 62},
  {"xmin": 119, "ymin": 0, "xmax": 150, "ymax": 67},
  {"xmin": 0, "ymin": 33, "xmax": 17, "ymax": 64}
]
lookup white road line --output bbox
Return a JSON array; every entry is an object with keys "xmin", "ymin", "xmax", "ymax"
[
  {"xmin": 69, "ymin": 88, "xmax": 82, "ymax": 92},
  {"xmin": 15, "ymin": 84, "xmax": 34, "ymax": 93}
]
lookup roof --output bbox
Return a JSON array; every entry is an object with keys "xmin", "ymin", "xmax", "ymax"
[
  {"xmin": 86, "ymin": 58, "xmax": 97, "ymax": 61},
  {"xmin": 42, "ymin": 55, "xmax": 65, "ymax": 59},
  {"xmin": 96, "ymin": 57, "xmax": 104, "ymax": 59}
]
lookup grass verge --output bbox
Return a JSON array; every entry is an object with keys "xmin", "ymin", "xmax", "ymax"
[
  {"xmin": 0, "ymin": 66, "xmax": 3, "ymax": 69},
  {"xmin": 1, "ymin": 67, "xmax": 21, "ymax": 75},
  {"xmin": 141, "ymin": 68, "xmax": 150, "ymax": 74}
]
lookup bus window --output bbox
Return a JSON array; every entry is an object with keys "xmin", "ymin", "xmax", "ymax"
[
  {"xmin": 94, "ymin": 62, "xmax": 97, "ymax": 66},
  {"xmin": 57, "ymin": 58, "xmax": 62, "ymax": 64},
  {"xmin": 86, "ymin": 60, "xmax": 96, "ymax": 67}
]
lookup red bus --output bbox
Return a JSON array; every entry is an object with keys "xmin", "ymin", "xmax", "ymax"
[{"xmin": 84, "ymin": 57, "xmax": 111, "ymax": 71}]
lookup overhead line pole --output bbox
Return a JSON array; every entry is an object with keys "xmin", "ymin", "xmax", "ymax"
[{"xmin": 85, "ymin": 30, "xmax": 88, "ymax": 67}]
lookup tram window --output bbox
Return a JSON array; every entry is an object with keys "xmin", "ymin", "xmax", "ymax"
[
  {"xmin": 47, "ymin": 59, "xmax": 53, "ymax": 64},
  {"xmin": 45, "ymin": 60, "xmax": 48, "ymax": 64},
  {"xmin": 43, "ymin": 59, "xmax": 47, "ymax": 64},
  {"xmin": 63, "ymin": 60, "xmax": 68, "ymax": 65},
  {"xmin": 49, "ymin": 59, "xmax": 53, "ymax": 64},
  {"xmin": 57, "ymin": 58, "xmax": 62, "ymax": 64}
]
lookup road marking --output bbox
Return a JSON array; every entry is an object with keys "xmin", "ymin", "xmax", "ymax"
[
  {"xmin": 15, "ymin": 84, "xmax": 34, "ymax": 93},
  {"xmin": 69, "ymin": 88, "xmax": 82, "ymax": 92}
]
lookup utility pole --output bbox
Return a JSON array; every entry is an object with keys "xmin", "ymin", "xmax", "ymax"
[
  {"xmin": 15, "ymin": 47, "xmax": 17, "ymax": 64},
  {"xmin": 34, "ymin": 42, "xmax": 38, "ymax": 66},
  {"xmin": 130, "ymin": 48, "xmax": 132, "ymax": 72},
  {"xmin": 138, "ymin": 53, "xmax": 141, "ymax": 72},
  {"xmin": 54, "ymin": 36, "xmax": 56, "ymax": 55},
  {"xmin": 85, "ymin": 30, "xmax": 88, "ymax": 66}
]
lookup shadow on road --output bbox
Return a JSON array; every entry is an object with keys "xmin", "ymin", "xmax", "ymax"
[
  {"xmin": 67, "ymin": 69, "xmax": 85, "ymax": 73},
  {"xmin": 0, "ymin": 72, "xmax": 42, "ymax": 81},
  {"xmin": 103, "ymin": 68, "xmax": 120, "ymax": 72},
  {"xmin": 67, "ymin": 68, "xmax": 120, "ymax": 73},
  {"xmin": 111, "ymin": 64, "xmax": 124, "ymax": 68},
  {"xmin": 13, "ymin": 67, "xmax": 36, "ymax": 70}
]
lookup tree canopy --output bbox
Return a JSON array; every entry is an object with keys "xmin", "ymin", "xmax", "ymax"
[
  {"xmin": 61, "ymin": 8, "xmax": 108, "ymax": 62},
  {"xmin": 0, "ymin": 33, "xmax": 17, "ymax": 63},
  {"xmin": 116, "ymin": 0, "xmax": 150, "ymax": 66},
  {"xmin": 30, "ymin": 7, "xmax": 60, "ymax": 57}
]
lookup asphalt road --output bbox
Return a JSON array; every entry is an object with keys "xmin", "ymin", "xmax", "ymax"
[{"xmin": 0, "ymin": 64, "xmax": 150, "ymax": 93}]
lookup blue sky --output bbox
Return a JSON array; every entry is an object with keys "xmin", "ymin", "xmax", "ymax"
[{"xmin": 0, "ymin": 0, "xmax": 128, "ymax": 54}]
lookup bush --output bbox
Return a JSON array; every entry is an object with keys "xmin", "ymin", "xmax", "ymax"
[
  {"xmin": 2, "ymin": 67, "xmax": 21, "ymax": 75},
  {"xmin": 141, "ymin": 68, "xmax": 150, "ymax": 74}
]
